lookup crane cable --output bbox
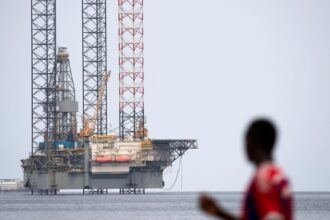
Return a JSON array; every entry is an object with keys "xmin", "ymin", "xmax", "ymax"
[{"xmin": 164, "ymin": 157, "xmax": 183, "ymax": 190}]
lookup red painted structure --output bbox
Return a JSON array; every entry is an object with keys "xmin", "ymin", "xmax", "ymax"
[{"xmin": 118, "ymin": 0, "xmax": 145, "ymax": 140}]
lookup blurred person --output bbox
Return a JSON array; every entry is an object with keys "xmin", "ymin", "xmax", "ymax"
[{"xmin": 199, "ymin": 118, "xmax": 293, "ymax": 220}]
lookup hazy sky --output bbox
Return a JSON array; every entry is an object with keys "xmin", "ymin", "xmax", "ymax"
[{"xmin": 1, "ymin": 0, "xmax": 330, "ymax": 191}]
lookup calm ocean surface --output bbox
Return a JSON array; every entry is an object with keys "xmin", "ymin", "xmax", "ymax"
[{"xmin": 0, "ymin": 192, "xmax": 329, "ymax": 220}]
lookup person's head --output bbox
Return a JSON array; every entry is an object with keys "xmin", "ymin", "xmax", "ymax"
[{"xmin": 245, "ymin": 118, "xmax": 277, "ymax": 165}]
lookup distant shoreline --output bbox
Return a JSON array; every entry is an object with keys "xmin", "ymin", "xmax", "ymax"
[{"xmin": 0, "ymin": 189, "xmax": 29, "ymax": 193}]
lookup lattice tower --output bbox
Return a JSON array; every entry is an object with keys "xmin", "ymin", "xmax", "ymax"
[
  {"xmin": 31, "ymin": 0, "xmax": 57, "ymax": 153},
  {"xmin": 118, "ymin": 0, "xmax": 145, "ymax": 140},
  {"xmin": 82, "ymin": 0, "xmax": 108, "ymax": 135}
]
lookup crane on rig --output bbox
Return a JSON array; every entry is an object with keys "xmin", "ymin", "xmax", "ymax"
[{"xmin": 79, "ymin": 71, "xmax": 111, "ymax": 138}]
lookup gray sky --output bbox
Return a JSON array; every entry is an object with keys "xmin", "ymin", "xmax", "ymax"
[{"xmin": 1, "ymin": 0, "xmax": 330, "ymax": 191}]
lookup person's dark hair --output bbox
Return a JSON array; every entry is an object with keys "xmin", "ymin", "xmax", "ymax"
[{"xmin": 246, "ymin": 118, "xmax": 277, "ymax": 154}]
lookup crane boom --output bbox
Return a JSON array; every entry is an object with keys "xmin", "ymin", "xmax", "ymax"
[{"xmin": 80, "ymin": 71, "xmax": 110, "ymax": 137}]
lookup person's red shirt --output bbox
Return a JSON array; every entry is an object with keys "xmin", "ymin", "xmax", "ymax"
[{"xmin": 242, "ymin": 162, "xmax": 293, "ymax": 220}]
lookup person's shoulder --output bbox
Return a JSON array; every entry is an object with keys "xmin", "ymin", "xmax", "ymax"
[{"xmin": 255, "ymin": 162, "xmax": 290, "ymax": 193}]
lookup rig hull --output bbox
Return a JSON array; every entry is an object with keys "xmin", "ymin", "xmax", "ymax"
[
  {"xmin": 22, "ymin": 139, "xmax": 197, "ymax": 192},
  {"xmin": 24, "ymin": 170, "xmax": 163, "ymax": 190}
]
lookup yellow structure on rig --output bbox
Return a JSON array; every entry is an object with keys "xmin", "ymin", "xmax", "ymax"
[{"xmin": 80, "ymin": 71, "xmax": 111, "ymax": 138}]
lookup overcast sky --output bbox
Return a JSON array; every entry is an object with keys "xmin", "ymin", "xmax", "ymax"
[{"xmin": 1, "ymin": 0, "xmax": 330, "ymax": 191}]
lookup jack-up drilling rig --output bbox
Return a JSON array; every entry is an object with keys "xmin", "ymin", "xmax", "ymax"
[{"xmin": 22, "ymin": 0, "xmax": 197, "ymax": 195}]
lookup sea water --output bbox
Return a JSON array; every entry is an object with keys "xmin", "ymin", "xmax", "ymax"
[{"xmin": 0, "ymin": 192, "xmax": 329, "ymax": 220}]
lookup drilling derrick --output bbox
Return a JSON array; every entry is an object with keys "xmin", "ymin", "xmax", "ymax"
[
  {"xmin": 54, "ymin": 47, "xmax": 78, "ymax": 143},
  {"xmin": 118, "ymin": 0, "xmax": 145, "ymax": 140},
  {"xmin": 82, "ymin": 0, "xmax": 108, "ymax": 135}
]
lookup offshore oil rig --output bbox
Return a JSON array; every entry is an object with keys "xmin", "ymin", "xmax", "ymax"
[{"xmin": 21, "ymin": 0, "xmax": 197, "ymax": 194}]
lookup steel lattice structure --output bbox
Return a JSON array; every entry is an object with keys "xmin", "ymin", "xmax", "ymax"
[
  {"xmin": 25, "ymin": 0, "xmax": 199, "ymax": 193},
  {"xmin": 118, "ymin": 0, "xmax": 145, "ymax": 140},
  {"xmin": 82, "ymin": 0, "xmax": 108, "ymax": 135},
  {"xmin": 54, "ymin": 47, "xmax": 78, "ymax": 142},
  {"xmin": 31, "ymin": 0, "xmax": 57, "ymax": 154}
]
